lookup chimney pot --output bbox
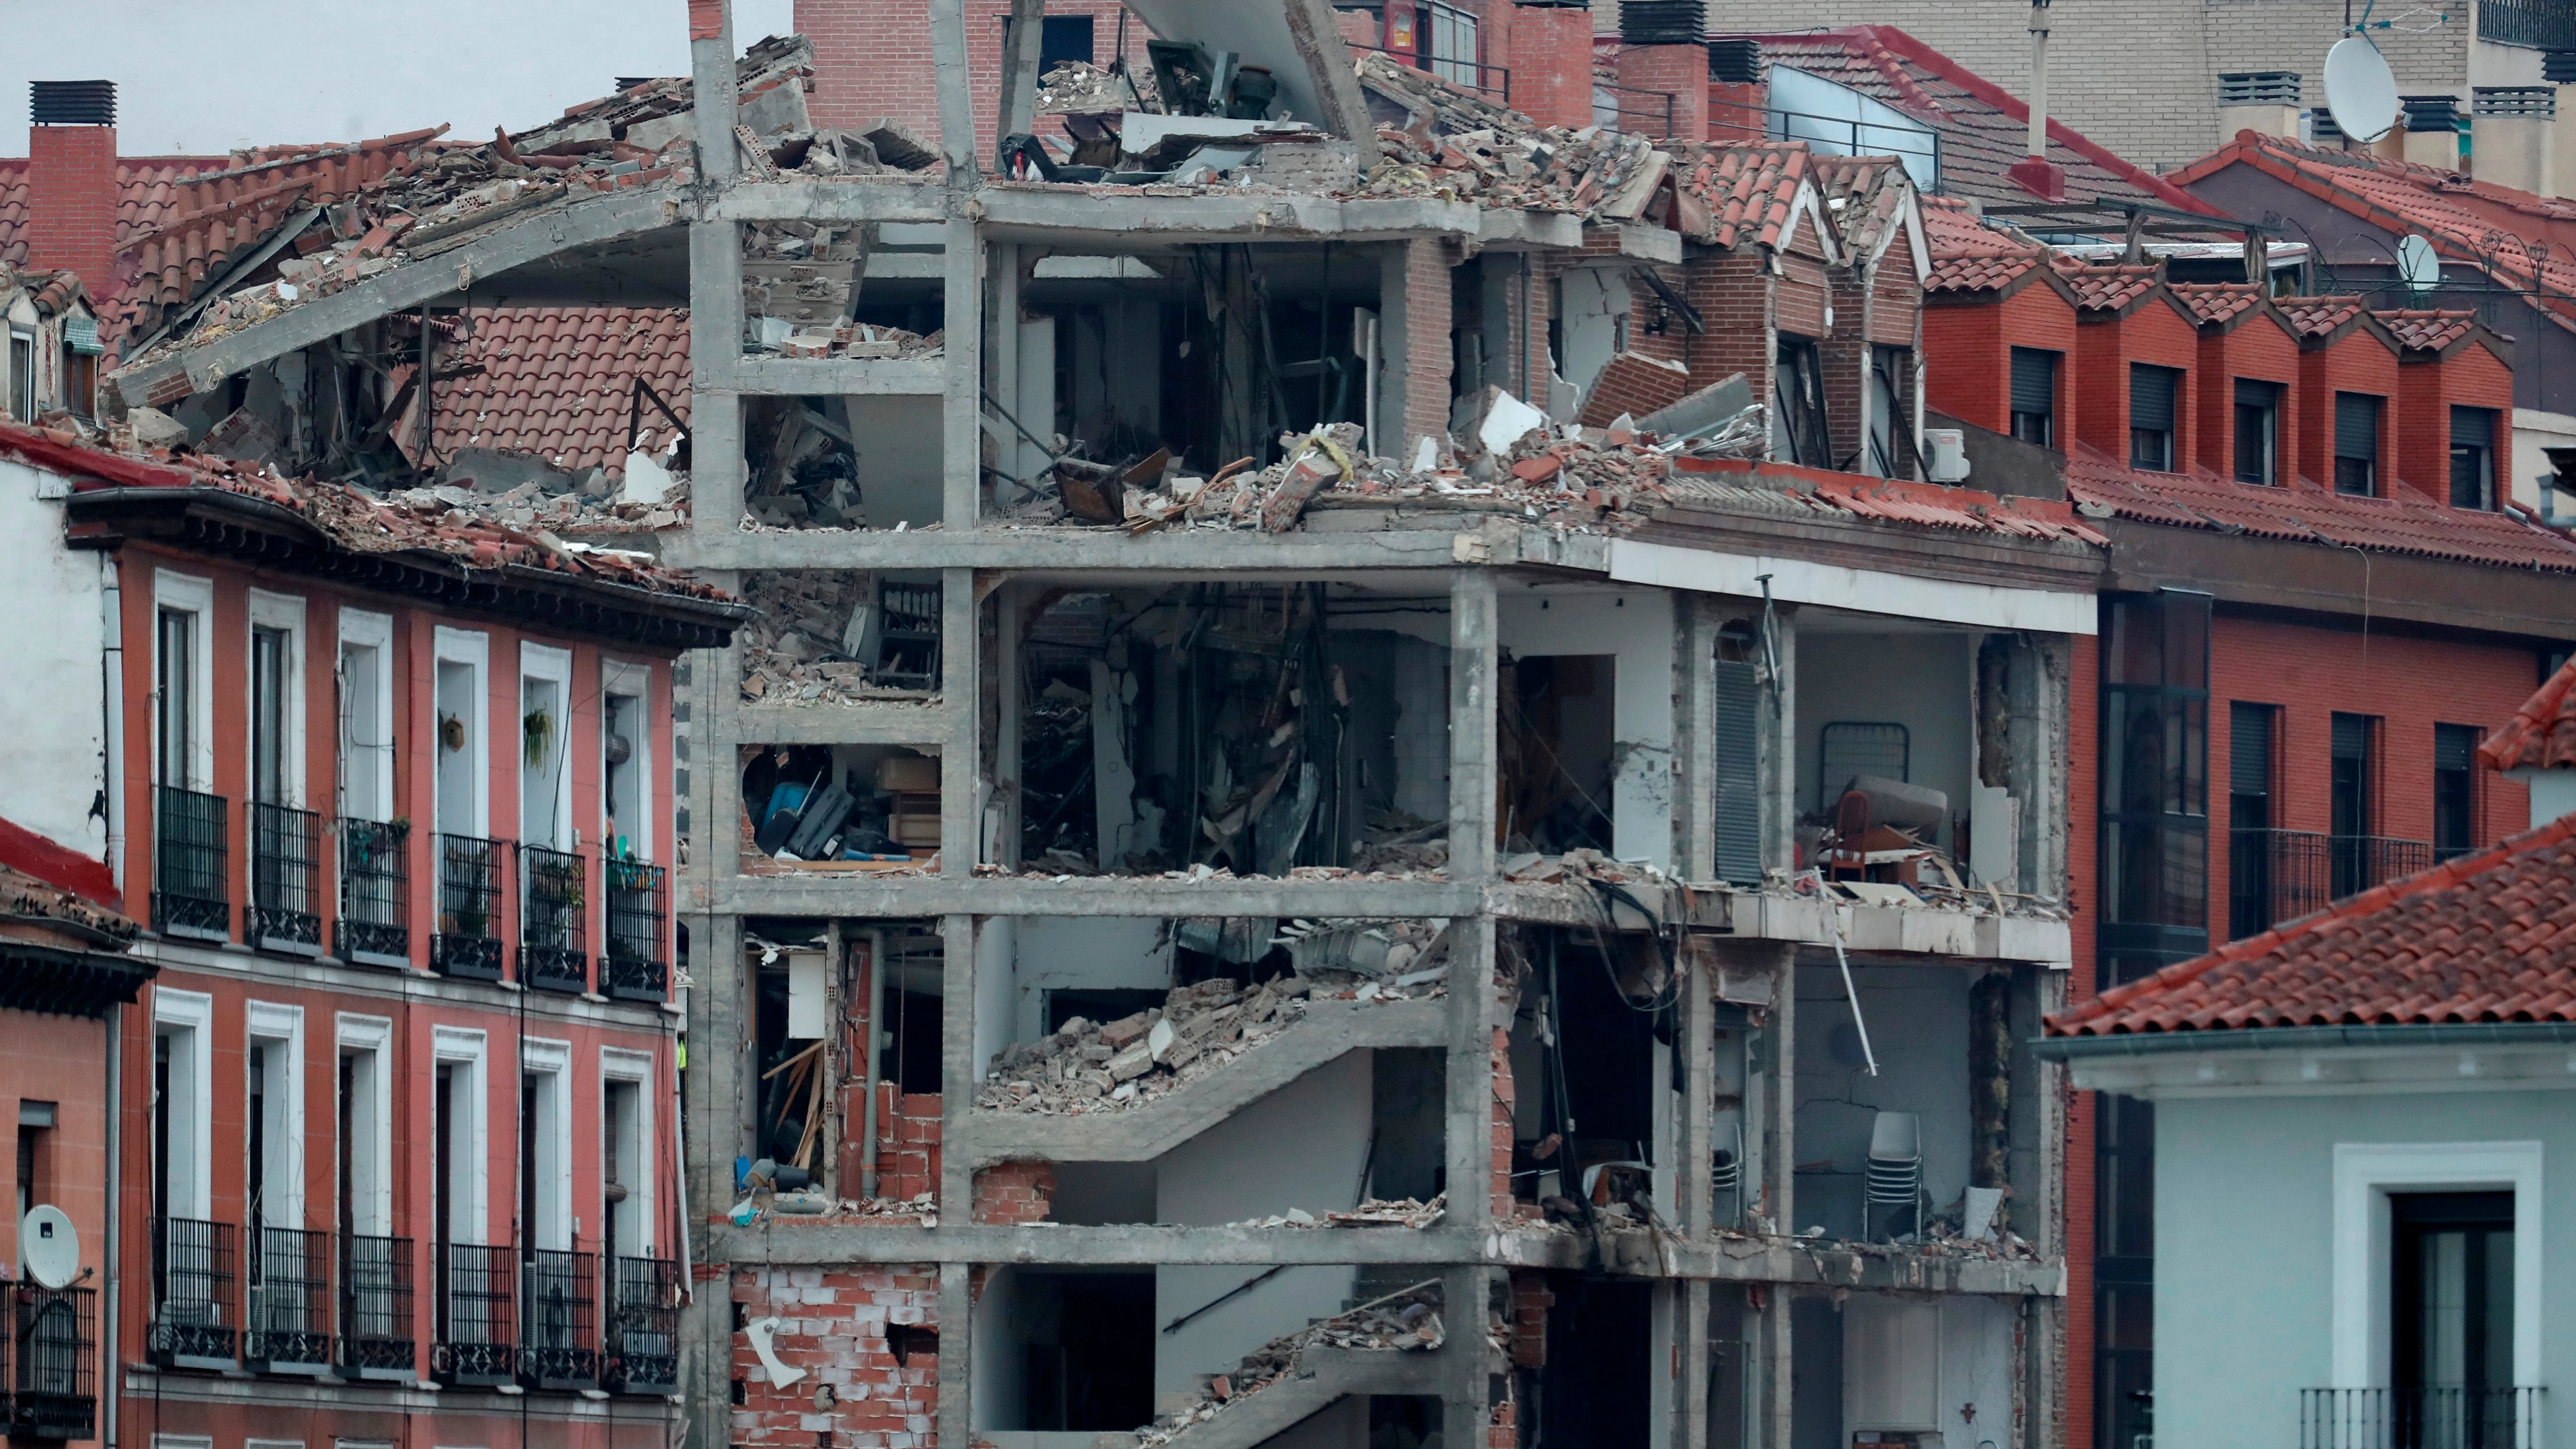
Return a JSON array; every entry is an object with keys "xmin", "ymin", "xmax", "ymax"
[{"xmin": 29, "ymin": 80, "xmax": 115, "ymax": 128}]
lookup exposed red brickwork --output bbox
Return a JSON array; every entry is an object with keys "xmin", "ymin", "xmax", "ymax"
[
  {"xmin": 838, "ymin": 1081, "xmax": 944, "ymax": 1201},
  {"xmin": 2189, "ymin": 307, "xmax": 2300, "ymax": 486},
  {"xmin": 1708, "ymin": 81, "xmax": 1768, "ymax": 147},
  {"xmin": 1681, "ymin": 247, "xmax": 1776, "ymax": 419},
  {"xmin": 1510, "ymin": 6, "xmax": 1599, "ymax": 130},
  {"xmin": 2394, "ymin": 335, "xmax": 2514, "ymax": 508},
  {"xmin": 1403, "ymin": 236, "xmax": 1456, "ymax": 445},
  {"xmin": 1578, "ymin": 352, "xmax": 1691, "ymax": 426},
  {"xmin": 1490, "ymin": 1026, "xmax": 1518, "ymax": 1219},
  {"xmin": 796, "ymin": 0, "xmax": 1143, "ymax": 161},
  {"xmin": 2292, "ymin": 317, "xmax": 2400, "ymax": 492},
  {"xmin": 2073, "ymin": 294, "xmax": 2198, "ymax": 467},
  {"xmin": 1506, "ymin": 1270, "xmax": 1554, "ymax": 1368},
  {"xmin": 1489, "ymin": 1396, "xmax": 1522, "ymax": 1449},
  {"xmin": 25, "ymin": 126, "xmax": 117, "ymax": 299},
  {"xmin": 1614, "ymin": 45, "xmax": 1709, "ymax": 142},
  {"xmin": 732, "ymin": 1265, "xmax": 940, "ymax": 1449},
  {"xmin": 972, "ymin": 1160, "xmax": 1056, "ymax": 1224}
]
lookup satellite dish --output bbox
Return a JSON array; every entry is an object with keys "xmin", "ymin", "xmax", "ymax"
[
  {"xmin": 2398, "ymin": 234, "xmax": 2441, "ymax": 293},
  {"xmin": 19, "ymin": 1207, "xmax": 78, "ymax": 1289},
  {"xmin": 2324, "ymin": 36, "xmax": 2400, "ymax": 143}
]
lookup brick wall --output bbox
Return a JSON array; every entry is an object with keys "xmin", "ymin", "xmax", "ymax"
[
  {"xmin": 2294, "ymin": 328, "xmax": 2401, "ymax": 492},
  {"xmin": 732, "ymin": 1265, "xmax": 940, "ymax": 1449},
  {"xmin": 1511, "ymin": 5, "xmax": 1601, "ymax": 130},
  {"xmin": 1577, "ymin": 351, "xmax": 1692, "ymax": 426},
  {"xmin": 1404, "ymin": 236, "xmax": 1458, "ymax": 445},
  {"xmin": 1922, "ymin": 281, "xmax": 2081, "ymax": 439},
  {"xmin": 838, "ymin": 1080, "xmax": 944, "ymax": 1201},
  {"xmin": 2395, "ymin": 340, "xmax": 2515, "ymax": 507},
  {"xmin": 2074, "ymin": 298, "xmax": 2198, "ymax": 467},
  {"xmin": 1682, "ymin": 247, "xmax": 1775, "ymax": 418},
  {"xmin": 794, "ymin": 0, "xmax": 1143, "ymax": 161},
  {"xmin": 1700, "ymin": 0, "xmax": 2470, "ymax": 171},
  {"xmin": 1490, "ymin": 1026, "xmax": 1519, "ymax": 1220},
  {"xmin": 1506, "ymin": 1270, "xmax": 1553, "ymax": 1368},
  {"xmin": 972, "ymin": 1160, "xmax": 1058, "ymax": 1224},
  {"xmin": 2192, "ymin": 314, "xmax": 2300, "ymax": 484},
  {"xmin": 1614, "ymin": 44, "xmax": 1710, "ymax": 142},
  {"xmin": 1708, "ymin": 80, "xmax": 1768, "ymax": 147},
  {"xmin": 26, "ymin": 125, "xmax": 118, "ymax": 295}
]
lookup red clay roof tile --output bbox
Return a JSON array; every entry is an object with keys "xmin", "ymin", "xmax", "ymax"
[
  {"xmin": 2051, "ymin": 258, "xmax": 2163, "ymax": 311},
  {"xmin": 2046, "ymin": 813, "xmax": 2576, "ymax": 1036},
  {"xmin": 2169, "ymin": 281, "xmax": 2265, "ymax": 326},
  {"xmin": 2276, "ymin": 293, "xmax": 2367, "ymax": 338},
  {"xmin": 433, "ymin": 307, "xmax": 691, "ymax": 480},
  {"xmin": 2372, "ymin": 307, "xmax": 2482, "ymax": 353},
  {"xmin": 2478, "ymin": 657, "xmax": 2576, "ymax": 773}
]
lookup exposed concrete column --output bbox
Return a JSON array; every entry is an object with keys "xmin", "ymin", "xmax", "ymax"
[
  {"xmin": 1442, "ymin": 1264, "xmax": 1496, "ymax": 1449},
  {"xmin": 1758, "ymin": 605, "xmax": 1797, "ymax": 876},
  {"xmin": 941, "ymin": 567, "xmax": 981, "ymax": 877},
  {"xmin": 997, "ymin": 0, "xmax": 1047, "ymax": 153},
  {"xmin": 1679, "ymin": 937, "xmax": 1715, "ymax": 1238},
  {"xmin": 1677, "ymin": 1279, "xmax": 1713, "ymax": 1449},
  {"xmin": 936, "ymin": 1260, "xmax": 975, "ymax": 1449},
  {"xmin": 1448, "ymin": 568, "xmax": 1498, "ymax": 881},
  {"xmin": 1747, "ymin": 936, "xmax": 1797, "ymax": 1449},
  {"xmin": 1672, "ymin": 594, "xmax": 1721, "ymax": 880},
  {"xmin": 687, "ymin": 224, "xmax": 748, "ymax": 526},
  {"xmin": 688, "ymin": 1, "xmax": 741, "ymax": 183},
  {"xmin": 991, "ymin": 579, "xmax": 1024, "ymax": 871},
  {"xmin": 683, "ymin": 905, "xmax": 747, "ymax": 1449},
  {"xmin": 944, "ymin": 218, "xmax": 985, "ymax": 526},
  {"xmin": 940, "ymin": 912, "xmax": 980, "ymax": 1212},
  {"xmin": 1748, "ymin": 1280, "xmax": 1793, "ymax": 1449},
  {"xmin": 1447, "ymin": 917, "xmax": 1498, "ymax": 1239},
  {"xmin": 927, "ymin": 0, "xmax": 977, "ymax": 177}
]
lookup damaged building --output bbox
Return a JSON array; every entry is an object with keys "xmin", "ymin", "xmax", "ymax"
[{"xmin": 101, "ymin": 5, "xmax": 2105, "ymax": 1447}]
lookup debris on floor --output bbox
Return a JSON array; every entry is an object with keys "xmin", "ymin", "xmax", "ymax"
[
  {"xmin": 738, "ymin": 572, "xmax": 946, "ymax": 704},
  {"xmin": 1137, "ymin": 1283, "xmax": 1445, "ymax": 1448}
]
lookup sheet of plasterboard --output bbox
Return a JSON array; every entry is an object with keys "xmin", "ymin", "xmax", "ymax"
[{"xmin": 1121, "ymin": 0, "xmax": 1362, "ymax": 137}]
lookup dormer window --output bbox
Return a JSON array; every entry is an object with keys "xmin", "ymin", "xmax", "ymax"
[{"xmin": 2130, "ymin": 364, "xmax": 2182, "ymax": 472}]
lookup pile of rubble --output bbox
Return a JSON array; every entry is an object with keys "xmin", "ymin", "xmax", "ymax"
[
  {"xmin": 1226, "ymin": 1195, "xmax": 1447, "ymax": 1230},
  {"xmin": 741, "ymin": 220, "xmax": 947, "ymax": 358},
  {"xmin": 978, "ymin": 976, "xmax": 1307, "ymax": 1112},
  {"xmin": 1352, "ymin": 812, "xmax": 1447, "ymax": 874},
  {"xmin": 828, "ymin": 1193, "xmax": 940, "ymax": 1227},
  {"xmin": 1035, "ymin": 59, "xmax": 1148, "ymax": 116},
  {"xmin": 381, "ymin": 469, "xmax": 685, "ymax": 534},
  {"xmin": 737, "ymin": 571, "xmax": 944, "ymax": 704},
  {"xmin": 1138, "ymin": 1283, "xmax": 1445, "ymax": 1448},
  {"xmin": 1351, "ymin": 54, "xmax": 1667, "ymax": 220}
]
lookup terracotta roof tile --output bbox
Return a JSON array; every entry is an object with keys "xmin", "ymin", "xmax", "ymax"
[
  {"xmin": 2064, "ymin": 443, "xmax": 2576, "ymax": 572},
  {"xmin": 2276, "ymin": 293, "xmax": 2367, "ymax": 337},
  {"xmin": 2478, "ymin": 657, "xmax": 2576, "ymax": 773},
  {"xmin": 2168, "ymin": 281, "xmax": 2265, "ymax": 326},
  {"xmin": 1668, "ymin": 141, "xmax": 1812, "ymax": 251},
  {"xmin": 435, "ymin": 307, "xmax": 692, "ymax": 480},
  {"xmin": 1811, "ymin": 153, "xmax": 1909, "ymax": 258},
  {"xmin": 2372, "ymin": 307, "xmax": 2482, "ymax": 353},
  {"xmin": 2051, "ymin": 258, "xmax": 2163, "ymax": 311},
  {"xmin": 1919, "ymin": 195, "xmax": 2048, "ymax": 291},
  {"xmin": 0, "ymin": 154, "xmax": 233, "ymax": 271},
  {"xmin": 2046, "ymin": 813, "xmax": 2576, "ymax": 1036}
]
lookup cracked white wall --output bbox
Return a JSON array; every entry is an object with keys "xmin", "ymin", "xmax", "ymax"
[{"xmin": 1500, "ymin": 588, "xmax": 1676, "ymax": 869}]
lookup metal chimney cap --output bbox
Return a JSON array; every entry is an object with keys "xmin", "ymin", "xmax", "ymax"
[{"xmin": 30, "ymin": 80, "xmax": 115, "ymax": 127}]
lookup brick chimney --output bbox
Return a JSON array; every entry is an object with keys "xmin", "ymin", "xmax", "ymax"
[
  {"xmin": 25, "ymin": 81, "xmax": 119, "ymax": 296},
  {"xmin": 1614, "ymin": 0, "xmax": 1709, "ymax": 142},
  {"xmin": 1504, "ymin": 3, "xmax": 1598, "ymax": 131},
  {"xmin": 1707, "ymin": 38, "xmax": 1766, "ymax": 146}
]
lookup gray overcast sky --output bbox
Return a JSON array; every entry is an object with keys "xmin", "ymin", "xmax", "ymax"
[{"xmin": 0, "ymin": 0, "xmax": 797, "ymax": 156}]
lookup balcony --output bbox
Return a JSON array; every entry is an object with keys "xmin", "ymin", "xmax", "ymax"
[
  {"xmin": 147, "ymin": 1217, "xmax": 237, "ymax": 1369},
  {"xmin": 2230, "ymin": 829, "xmax": 2435, "ymax": 937},
  {"xmin": 605, "ymin": 1256, "xmax": 678, "ymax": 1395},
  {"xmin": 433, "ymin": 1243, "xmax": 515, "ymax": 1387},
  {"xmin": 518, "ymin": 845, "xmax": 590, "ymax": 993},
  {"xmin": 4, "ymin": 1281, "xmax": 96, "ymax": 1440},
  {"xmin": 243, "ymin": 1225, "xmax": 332, "ymax": 1375},
  {"xmin": 431, "ymin": 834, "xmax": 506, "ymax": 980},
  {"xmin": 249, "ymin": 802, "xmax": 323, "ymax": 955},
  {"xmin": 338, "ymin": 1234, "xmax": 414, "ymax": 1380},
  {"xmin": 151, "ymin": 786, "xmax": 229, "ymax": 940},
  {"xmin": 2302, "ymin": 1386, "xmax": 2544, "ymax": 1449},
  {"xmin": 2480, "ymin": 0, "xmax": 2576, "ymax": 49},
  {"xmin": 520, "ymin": 1248, "xmax": 598, "ymax": 1390},
  {"xmin": 336, "ymin": 819, "xmax": 411, "ymax": 966},
  {"xmin": 602, "ymin": 861, "xmax": 669, "ymax": 1003}
]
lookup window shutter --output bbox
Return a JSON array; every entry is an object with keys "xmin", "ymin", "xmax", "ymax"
[
  {"xmin": 2230, "ymin": 703, "xmax": 2274, "ymax": 796},
  {"xmin": 2451, "ymin": 405, "xmax": 2496, "ymax": 449},
  {"xmin": 2335, "ymin": 393, "xmax": 2379, "ymax": 460},
  {"xmin": 64, "ymin": 316, "xmax": 101, "ymax": 354},
  {"xmin": 2233, "ymin": 378, "xmax": 2278, "ymax": 408},
  {"xmin": 2130, "ymin": 364, "xmax": 2179, "ymax": 430},
  {"xmin": 2434, "ymin": 723, "xmax": 2477, "ymax": 773},
  {"xmin": 2010, "ymin": 349, "xmax": 2056, "ymax": 415},
  {"xmin": 1714, "ymin": 660, "xmax": 1762, "ymax": 884},
  {"xmin": 2331, "ymin": 712, "xmax": 2369, "ymax": 761}
]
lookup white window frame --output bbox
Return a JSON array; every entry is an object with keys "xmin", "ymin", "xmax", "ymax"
[
  {"xmin": 431, "ymin": 628, "xmax": 490, "ymax": 840},
  {"xmin": 599, "ymin": 658, "xmax": 654, "ymax": 863},
  {"xmin": 246, "ymin": 589, "xmax": 308, "ymax": 808},
  {"xmin": 519, "ymin": 642, "xmax": 575, "ymax": 850},
  {"xmin": 2331, "ymin": 1140, "xmax": 2544, "ymax": 1390},
  {"xmin": 431, "ymin": 1026, "xmax": 490, "ymax": 1245},
  {"xmin": 521, "ymin": 1037, "xmax": 573, "ymax": 1251},
  {"xmin": 153, "ymin": 571, "xmax": 215, "ymax": 792},
  {"xmin": 245, "ymin": 1001, "xmax": 306, "ymax": 1230},
  {"xmin": 336, "ymin": 1014, "xmax": 394, "ymax": 1237},
  {"xmin": 599, "ymin": 1046, "xmax": 658, "ymax": 1257},
  {"xmin": 337, "ymin": 609, "xmax": 395, "ymax": 825},
  {"xmin": 152, "ymin": 987, "xmax": 215, "ymax": 1220}
]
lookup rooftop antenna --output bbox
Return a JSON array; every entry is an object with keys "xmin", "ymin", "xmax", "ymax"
[
  {"xmin": 2398, "ymin": 233, "xmax": 2441, "ymax": 295},
  {"xmin": 2006, "ymin": 0, "xmax": 2067, "ymax": 200},
  {"xmin": 2323, "ymin": 34, "xmax": 2400, "ymax": 143}
]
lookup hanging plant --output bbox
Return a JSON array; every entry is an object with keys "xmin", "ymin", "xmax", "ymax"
[
  {"xmin": 439, "ymin": 712, "xmax": 467, "ymax": 753},
  {"xmin": 524, "ymin": 705, "xmax": 556, "ymax": 769}
]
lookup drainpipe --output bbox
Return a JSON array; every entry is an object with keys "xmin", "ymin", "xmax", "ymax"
[
  {"xmin": 101, "ymin": 1001, "xmax": 119, "ymax": 1449},
  {"xmin": 857, "ymin": 928, "xmax": 886, "ymax": 1200},
  {"xmin": 100, "ymin": 557, "xmax": 123, "ymax": 893},
  {"xmin": 2006, "ymin": 0, "xmax": 2068, "ymax": 201}
]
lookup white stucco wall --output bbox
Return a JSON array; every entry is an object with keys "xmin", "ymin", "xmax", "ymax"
[
  {"xmin": 1154, "ymin": 1051, "xmax": 1371, "ymax": 1399},
  {"xmin": 1007, "ymin": 917, "xmax": 1173, "ymax": 1046},
  {"xmin": 0, "ymin": 456, "xmax": 106, "ymax": 860},
  {"xmin": 2156, "ymin": 1086, "xmax": 2576, "ymax": 1449},
  {"xmin": 1499, "ymin": 588, "xmax": 1676, "ymax": 868}
]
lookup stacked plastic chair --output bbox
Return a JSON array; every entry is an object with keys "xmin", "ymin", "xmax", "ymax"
[{"xmin": 1862, "ymin": 1111, "xmax": 1924, "ymax": 1240}]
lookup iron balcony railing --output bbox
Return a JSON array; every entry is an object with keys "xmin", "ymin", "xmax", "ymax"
[
  {"xmin": 434, "ymin": 1243, "xmax": 516, "ymax": 1386},
  {"xmin": 518, "ymin": 844, "xmax": 589, "ymax": 993},
  {"xmin": 339, "ymin": 1233, "xmax": 415, "ymax": 1379},
  {"xmin": 2230, "ymin": 827, "xmax": 2330, "ymax": 938},
  {"xmin": 2301, "ymin": 1386, "xmax": 2544, "ymax": 1449},
  {"xmin": 2332, "ymin": 833, "xmax": 2435, "ymax": 901},
  {"xmin": 7, "ymin": 1281, "xmax": 96, "ymax": 1439},
  {"xmin": 243, "ymin": 1225, "xmax": 332, "ymax": 1373},
  {"xmin": 520, "ymin": 1248, "xmax": 598, "ymax": 1390},
  {"xmin": 603, "ymin": 860, "xmax": 669, "ymax": 1002},
  {"xmin": 431, "ymin": 834, "xmax": 506, "ymax": 980},
  {"xmin": 336, "ymin": 818, "xmax": 411, "ymax": 966},
  {"xmin": 2480, "ymin": 0, "xmax": 2576, "ymax": 49},
  {"xmin": 250, "ymin": 802, "xmax": 323, "ymax": 954},
  {"xmin": 147, "ymin": 1216, "xmax": 237, "ymax": 1368},
  {"xmin": 152, "ymin": 785, "xmax": 230, "ymax": 940},
  {"xmin": 605, "ymin": 1256, "xmax": 679, "ymax": 1395}
]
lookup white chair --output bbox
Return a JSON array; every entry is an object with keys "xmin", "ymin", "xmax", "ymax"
[{"xmin": 1862, "ymin": 1111, "xmax": 1924, "ymax": 1241}]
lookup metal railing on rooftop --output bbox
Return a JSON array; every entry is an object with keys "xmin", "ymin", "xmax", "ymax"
[
  {"xmin": 2480, "ymin": 0, "xmax": 2576, "ymax": 50},
  {"xmin": 2230, "ymin": 828, "xmax": 2435, "ymax": 936},
  {"xmin": 2302, "ymin": 1387, "xmax": 2544, "ymax": 1449},
  {"xmin": 1594, "ymin": 80, "xmax": 1676, "ymax": 138}
]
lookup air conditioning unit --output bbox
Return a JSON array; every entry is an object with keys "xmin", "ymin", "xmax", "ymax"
[{"xmin": 1924, "ymin": 428, "xmax": 1972, "ymax": 483}]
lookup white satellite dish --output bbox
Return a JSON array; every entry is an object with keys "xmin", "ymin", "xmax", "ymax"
[
  {"xmin": 2324, "ymin": 36, "xmax": 2401, "ymax": 144},
  {"xmin": 2398, "ymin": 234, "xmax": 2441, "ymax": 293},
  {"xmin": 19, "ymin": 1207, "xmax": 77, "ymax": 1289}
]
